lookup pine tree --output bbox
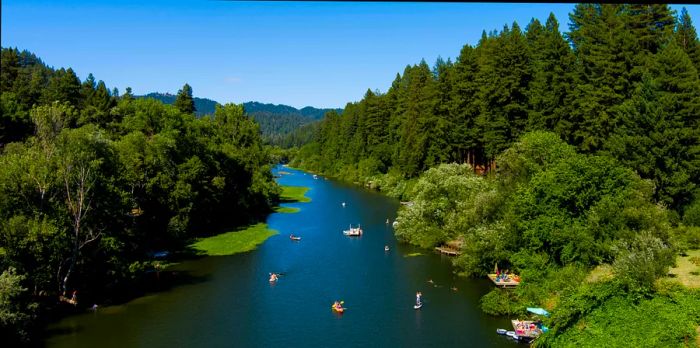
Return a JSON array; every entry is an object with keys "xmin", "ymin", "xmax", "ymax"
[
  {"xmin": 565, "ymin": 4, "xmax": 634, "ymax": 152},
  {"xmin": 476, "ymin": 22, "xmax": 531, "ymax": 161},
  {"xmin": 174, "ymin": 83, "xmax": 195, "ymax": 114},
  {"xmin": 607, "ymin": 42, "xmax": 700, "ymax": 209},
  {"xmin": 526, "ymin": 14, "xmax": 575, "ymax": 134},
  {"xmin": 675, "ymin": 7, "xmax": 700, "ymax": 76},
  {"xmin": 450, "ymin": 44, "xmax": 481, "ymax": 166},
  {"xmin": 41, "ymin": 68, "xmax": 81, "ymax": 107},
  {"xmin": 625, "ymin": 4, "xmax": 676, "ymax": 55}
]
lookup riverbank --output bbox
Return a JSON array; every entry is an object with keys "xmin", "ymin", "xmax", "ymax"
[{"xmin": 290, "ymin": 146, "xmax": 700, "ymax": 347}]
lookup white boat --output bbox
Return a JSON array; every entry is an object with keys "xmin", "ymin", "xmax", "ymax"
[
  {"xmin": 496, "ymin": 329, "xmax": 507, "ymax": 335},
  {"xmin": 392, "ymin": 220, "xmax": 398, "ymax": 228},
  {"xmin": 313, "ymin": 174, "xmax": 318, "ymax": 179},
  {"xmin": 343, "ymin": 224, "xmax": 363, "ymax": 236},
  {"xmin": 506, "ymin": 331, "xmax": 518, "ymax": 339}
]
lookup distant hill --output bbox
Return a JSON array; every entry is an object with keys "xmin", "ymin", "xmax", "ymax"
[
  {"xmin": 242, "ymin": 102, "xmax": 342, "ymax": 147},
  {"xmin": 243, "ymin": 102, "xmax": 342, "ymax": 120},
  {"xmin": 139, "ymin": 93, "xmax": 219, "ymax": 116},
  {"xmin": 139, "ymin": 93, "xmax": 341, "ymax": 146}
]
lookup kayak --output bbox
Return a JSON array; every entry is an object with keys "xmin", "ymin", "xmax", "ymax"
[
  {"xmin": 414, "ymin": 302, "xmax": 423, "ymax": 310},
  {"xmin": 496, "ymin": 328, "xmax": 507, "ymax": 335},
  {"xmin": 332, "ymin": 306, "xmax": 345, "ymax": 313},
  {"xmin": 290, "ymin": 235, "xmax": 301, "ymax": 241}
]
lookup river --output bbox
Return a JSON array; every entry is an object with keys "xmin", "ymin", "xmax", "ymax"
[{"xmin": 45, "ymin": 166, "xmax": 515, "ymax": 347}]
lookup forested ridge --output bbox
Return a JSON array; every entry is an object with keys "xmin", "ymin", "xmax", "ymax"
[
  {"xmin": 242, "ymin": 102, "xmax": 342, "ymax": 148},
  {"xmin": 292, "ymin": 4, "xmax": 700, "ymax": 346},
  {"xmin": 0, "ymin": 47, "xmax": 279, "ymax": 344},
  {"xmin": 140, "ymin": 93, "xmax": 340, "ymax": 148}
]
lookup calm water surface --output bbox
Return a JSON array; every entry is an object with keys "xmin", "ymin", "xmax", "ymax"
[{"xmin": 46, "ymin": 166, "xmax": 516, "ymax": 347}]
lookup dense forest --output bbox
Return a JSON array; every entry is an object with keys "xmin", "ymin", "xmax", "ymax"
[
  {"xmin": 0, "ymin": 47, "xmax": 279, "ymax": 344},
  {"xmin": 141, "ymin": 93, "xmax": 339, "ymax": 148},
  {"xmin": 294, "ymin": 4, "xmax": 700, "ymax": 212},
  {"xmin": 292, "ymin": 4, "xmax": 700, "ymax": 346}
]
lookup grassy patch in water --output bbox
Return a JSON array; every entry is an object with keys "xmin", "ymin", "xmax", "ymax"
[
  {"xmin": 274, "ymin": 206, "xmax": 300, "ymax": 213},
  {"xmin": 281, "ymin": 186, "xmax": 311, "ymax": 203},
  {"xmin": 404, "ymin": 252, "xmax": 424, "ymax": 258},
  {"xmin": 190, "ymin": 223, "xmax": 278, "ymax": 256}
]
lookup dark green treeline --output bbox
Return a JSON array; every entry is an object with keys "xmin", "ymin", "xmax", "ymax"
[
  {"xmin": 0, "ymin": 48, "xmax": 279, "ymax": 344},
  {"xmin": 295, "ymin": 4, "xmax": 700, "ymax": 212}
]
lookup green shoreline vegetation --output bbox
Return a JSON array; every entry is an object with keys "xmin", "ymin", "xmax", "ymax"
[
  {"xmin": 290, "ymin": 4, "xmax": 700, "ymax": 347},
  {"xmin": 191, "ymin": 182, "xmax": 312, "ymax": 256},
  {"xmin": 0, "ymin": 49, "xmax": 280, "ymax": 344},
  {"xmin": 190, "ymin": 223, "xmax": 278, "ymax": 256}
]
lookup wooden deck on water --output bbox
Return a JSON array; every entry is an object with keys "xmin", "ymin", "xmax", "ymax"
[
  {"xmin": 435, "ymin": 246, "xmax": 461, "ymax": 256},
  {"xmin": 488, "ymin": 274, "xmax": 520, "ymax": 288}
]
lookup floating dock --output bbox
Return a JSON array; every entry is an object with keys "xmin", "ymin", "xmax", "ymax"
[
  {"xmin": 435, "ymin": 246, "xmax": 461, "ymax": 256},
  {"xmin": 488, "ymin": 274, "xmax": 520, "ymax": 288}
]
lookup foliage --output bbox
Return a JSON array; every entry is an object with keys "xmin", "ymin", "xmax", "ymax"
[
  {"xmin": 612, "ymin": 232, "xmax": 675, "ymax": 291},
  {"xmin": 0, "ymin": 267, "xmax": 35, "ymax": 345},
  {"xmin": 0, "ymin": 48, "xmax": 279, "ymax": 343},
  {"xmin": 293, "ymin": 5, "xmax": 700, "ymax": 217},
  {"xmin": 537, "ymin": 285, "xmax": 700, "ymax": 348},
  {"xmin": 173, "ymin": 83, "xmax": 195, "ymax": 114},
  {"xmin": 395, "ymin": 163, "xmax": 495, "ymax": 248},
  {"xmin": 139, "ymin": 92, "xmax": 218, "ymax": 116}
]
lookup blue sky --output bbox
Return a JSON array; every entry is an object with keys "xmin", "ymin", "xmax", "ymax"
[{"xmin": 3, "ymin": 1, "xmax": 699, "ymax": 109}]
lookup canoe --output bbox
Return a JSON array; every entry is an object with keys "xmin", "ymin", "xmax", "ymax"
[{"xmin": 496, "ymin": 329, "xmax": 507, "ymax": 335}]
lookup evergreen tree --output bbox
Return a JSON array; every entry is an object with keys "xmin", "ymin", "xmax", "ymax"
[
  {"xmin": 675, "ymin": 7, "xmax": 700, "ymax": 76},
  {"xmin": 565, "ymin": 4, "xmax": 634, "ymax": 152},
  {"xmin": 40, "ymin": 68, "xmax": 81, "ymax": 107},
  {"xmin": 450, "ymin": 44, "xmax": 481, "ymax": 166},
  {"xmin": 625, "ymin": 4, "xmax": 676, "ymax": 55},
  {"xmin": 174, "ymin": 83, "xmax": 195, "ymax": 114},
  {"xmin": 476, "ymin": 22, "xmax": 531, "ymax": 161},
  {"xmin": 526, "ymin": 14, "xmax": 575, "ymax": 134}
]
